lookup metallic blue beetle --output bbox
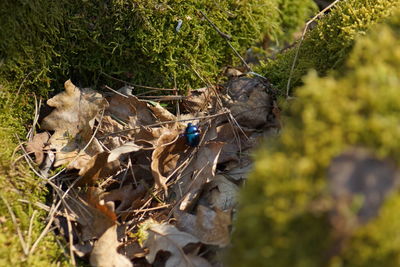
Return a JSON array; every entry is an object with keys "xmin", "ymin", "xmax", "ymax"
[{"xmin": 184, "ymin": 123, "xmax": 200, "ymax": 147}]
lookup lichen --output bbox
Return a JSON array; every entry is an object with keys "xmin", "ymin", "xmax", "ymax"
[{"xmin": 230, "ymin": 7, "xmax": 400, "ymax": 266}]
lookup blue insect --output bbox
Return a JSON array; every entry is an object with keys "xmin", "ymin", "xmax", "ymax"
[{"xmin": 184, "ymin": 123, "xmax": 200, "ymax": 147}]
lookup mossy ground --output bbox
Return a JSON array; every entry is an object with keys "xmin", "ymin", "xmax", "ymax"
[
  {"xmin": 0, "ymin": 0, "xmax": 317, "ymax": 265},
  {"xmin": 230, "ymin": 6, "xmax": 400, "ymax": 267},
  {"xmin": 258, "ymin": 0, "xmax": 400, "ymax": 96},
  {"xmin": 0, "ymin": 0, "xmax": 316, "ymax": 95},
  {"xmin": 0, "ymin": 81, "xmax": 69, "ymax": 266}
]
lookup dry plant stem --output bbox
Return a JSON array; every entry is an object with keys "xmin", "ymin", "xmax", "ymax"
[
  {"xmin": 100, "ymin": 71, "xmax": 175, "ymax": 91},
  {"xmin": 27, "ymin": 210, "xmax": 38, "ymax": 252},
  {"xmin": 133, "ymin": 204, "xmax": 171, "ymax": 213},
  {"xmin": 99, "ymin": 111, "xmax": 230, "ymax": 140},
  {"xmin": 18, "ymin": 199, "xmax": 66, "ymax": 217},
  {"xmin": 64, "ymin": 207, "xmax": 76, "ymax": 266},
  {"xmin": 26, "ymin": 95, "xmax": 41, "ymax": 141},
  {"xmin": 286, "ymin": 0, "xmax": 341, "ymax": 98},
  {"xmin": 139, "ymin": 95, "xmax": 187, "ymax": 100},
  {"xmin": 104, "ymin": 85, "xmax": 129, "ymax": 98},
  {"xmin": 136, "ymin": 88, "xmax": 177, "ymax": 96},
  {"xmin": 200, "ymin": 10, "xmax": 251, "ymax": 71},
  {"xmin": 18, "ymin": 143, "xmax": 89, "ymax": 256},
  {"xmin": 10, "ymin": 71, "xmax": 33, "ymax": 106},
  {"xmin": 0, "ymin": 194, "xmax": 29, "ymax": 256}
]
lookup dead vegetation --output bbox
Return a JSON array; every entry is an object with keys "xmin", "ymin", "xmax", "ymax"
[{"xmin": 21, "ymin": 73, "xmax": 279, "ymax": 266}]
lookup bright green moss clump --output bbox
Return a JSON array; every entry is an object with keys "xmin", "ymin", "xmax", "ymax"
[
  {"xmin": 230, "ymin": 9, "xmax": 400, "ymax": 267},
  {"xmin": 259, "ymin": 0, "xmax": 400, "ymax": 96},
  {"xmin": 0, "ymin": 0, "xmax": 316, "ymax": 93}
]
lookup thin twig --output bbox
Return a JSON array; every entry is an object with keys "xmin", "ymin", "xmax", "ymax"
[
  {"xmin": 200, "ymin": 10, "xmax": 251, "ymax": 71},
  {"xmin": 10, "ymin": 71, "xmax": 33, "ymax": 105},
  {"xmin": 27, "ymin": 210, "xmax": 38, "ymax": 252},
  {"xmin": 133, "ymin": 204, "xmax": 170, "ymax": 213},
  {"xmin": 0, "ymin": 194, "xmax": 29, "ymax": 255},
  {"xmin": 286, "ymin": 0, "xmax": 341, "ymax": 98},
  {"xmin": 100, "ymin": 71, "xmax": 175, "ymax": 91},
  {"xmin": 104, "ymin": 85, "xmax": 129, "ymax": 98},
  {"xmin": 64, "ymin": 207, "xmax": 76, "ymax": 266},
  {"xmin": 99, "ymin": 111, "xmax": 230, "ymax": 140}
]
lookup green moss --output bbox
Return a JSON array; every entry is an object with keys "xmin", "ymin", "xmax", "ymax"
[
  {"xmin": 0, "ymin": 81, "xmax": 69, "ymax": 266},
  {"xmin": 259, "ymin": 0, "xmax": 400, "ymax": 96},
  {"xmin": 230, "ymin": 8, "xmax": 400, "ymax": 266},
  {"xmin": 0, "ymin": 0, "xmax": 315, "ymax": 94}
]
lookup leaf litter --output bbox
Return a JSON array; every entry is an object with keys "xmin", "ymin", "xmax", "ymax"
[{"xmin": 23, "ymin": 75, "xmax": 279, "ymax": 266}]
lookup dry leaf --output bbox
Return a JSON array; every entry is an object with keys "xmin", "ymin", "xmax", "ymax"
[
  {"xmin": 97, "ymin": 115, "xmax": 125, "ymax": 149},
  {"xmin": 215, "ymin": 123, "xmax": 253, "ymax": 165},
  {"xmin": 151, "ymin": 130, "xmax": 187, "ymax": 192},
  {"xmin": 174, "ymin": 142, "xmax": 224, "ymax": 211},
  {"xmin": 107, "ymin": 94, "xmax": 156, "ymax": 128},
  {"xmin": 223, "ymin": 77, "xmax": 272, "ymax": 129},
  {"xmin": 103, "ymin": 183, "xmax": 147, "ymax": 213},
  {"xmin": 119, "ymin": 241, "xmax": 146, "ymax": 260},
  {"xmin": 225, "ymin": 163, "xmax": 253, "ymax": 181},
  {"xmin": 144, "ymin": 222, "xmax": 210, "ymax": 267},
  {"xmin": 175, "ymin": 205, "xmax": 231, "ymax": 247},
  {"xmin": 77, "ymin": 152, "xmax": 120, "ymax": 187},
  {"xmin": 205, "ymin": 175, "xmax": 238, "ymax": 211},
  {"xmin": 65, "ymin": 188, "xmax": 116, "ymax": 241},
  {"xmin": 108, "ymin": 141, "xmax": 142, "ymax": 163},
  {"xmin": 148, "ymin": 103, "xmax": 177, "ymax": 123},
  {"xmin": 181, "ymin": 87, "xmax": 216, "ymax": 113},
  {"xmin": 41, "ymin": 79, "xmax": 107, "ymax": 168},
  {"xmin": 90, "ymin": 224, "xmax": 132, "ymax": 267},
  {"xmin": 25, "ymin": 132, "xmax": 50, "ymax": 165}
]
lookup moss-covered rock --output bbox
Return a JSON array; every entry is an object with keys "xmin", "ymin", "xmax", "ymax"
[
  {"xmin": 259, "ymin": 0, "xmax": 400, "ymax": 96},
  {"xmin": 0, "ymin": 0, "xmax": 316, "ymax": 93},
  {"xmin": 230, "ymin": 7, "xmax": 400, "ymax": 267}
]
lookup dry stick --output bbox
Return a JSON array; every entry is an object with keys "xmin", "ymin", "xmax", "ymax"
[
  {"xmin": 136, "ymin": 88, "xmax": 177, "ymax": 96},
  {"xmin": 64, "ymin": 207, "xmax": 76, "ymax": 266},
  {"xmin": 133, "ymin": 204, "xmax": 171, "ymax": 213},
  {"xmin": 0, "ymin": 194, "xmax": 29, "ymax": 255},
  {"xmin": 10, "ymin": 71, "xmax": 33, "ymax": 105},
  {"xmin": 200, "ymin": 10, "xmax": 251, "ymax": 71},
  {"xmin": 100, "ymin": 71, "xmax": 175, "ymax": 91},
  {"xmin": 17, "ymin": 144, "xmax": 88, "ymax": 256},
  {"xmin": 104, "ymin": 85, "xmax": 129, "ymax": 98},
  {"xmin": 99, "ymin": 111, "xmax": 230, "ymax": 140},
  {"xmin": 286, "ymin": 0, "xmax": 341, "ymax": 98},
  {"xmin": 138, "ymin": 95, "xmax": 187, "ymax": 100},
  {"xmin": 26, "ymin": 95, "xmax": 41, "ymax": 140},
  {"xmin": 27, "ymin": 210, "xmax": 38, "ymax": 253}
]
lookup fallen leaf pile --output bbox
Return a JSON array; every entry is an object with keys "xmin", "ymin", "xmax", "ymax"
[{"xmin": 25, "ymin": 77, "xmax": 279, "ymax": 266}]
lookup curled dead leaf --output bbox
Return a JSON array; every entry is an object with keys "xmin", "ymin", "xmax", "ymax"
[
  {"xmin": 175, "ymin": 205, "xmax": 231, "ymax": 247},
  {"xmin": 108, "ymin": 141, "xmax": 142, "ymax": 163},
  {"xmin": 41, "ymin": 79, "xmax": 108, "ymax": 168},
  {"xmin": 174, "ymin": 141, "xmax": 224, "ymax": 211},
  {"xmin": 25, "ymin": 132, "xmax": 50, "ymax": 165},
  {"xmin": 144, "ymin": 221, "xmax": 210, "ymax": 267},
  {"xmin": 90, "ymin": 224, "xmax": 132, "ymax": 267},
  {"xmin": 151, "ymin": 130, "xmax": 187, "ymax": 193},
  {"xmin": 77, "ymin": 152, "xmax": 119, "ymax": 187},
  {"xmin": 205, "ymin": 175, "xmax": 238, "ymax": 211},
  {"xmin": 223, "ymin": 77, "xmax": 272, "ymax": 129},
  {"xmin": 107, "ymin": 94, "xmax": 156, "ymax": 128},
  {"xmin": 103, "ymin": 183, "xmax": 147, "ymax": 213}
]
